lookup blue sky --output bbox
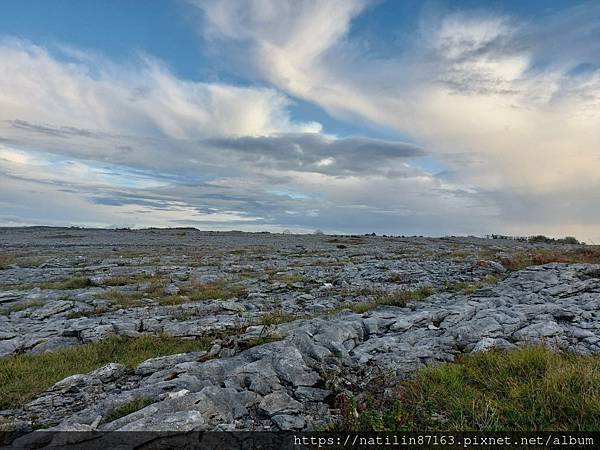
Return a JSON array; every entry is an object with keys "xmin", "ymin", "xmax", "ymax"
[{"xmin": 0, "ymin": 1, "xmax": 599, "ymax": 240}]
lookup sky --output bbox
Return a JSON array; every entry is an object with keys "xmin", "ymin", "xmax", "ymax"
[{"xmin": 0, "ymin": 1, "xmax": 599, "ymax": 241}]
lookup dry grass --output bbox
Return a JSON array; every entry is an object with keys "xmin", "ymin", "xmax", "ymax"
[{"xmin": 500, "ymin": 246, "xmax": 600, "ymax": 271}]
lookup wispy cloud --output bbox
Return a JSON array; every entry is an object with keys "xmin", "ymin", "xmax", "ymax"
[{"xmin": 1, "ymin": 2, "xmax": 599, "ymax": 240}]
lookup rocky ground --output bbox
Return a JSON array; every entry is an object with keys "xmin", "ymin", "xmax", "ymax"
[{"xmin": 0, "ymin": 227, "xmax": 599, "ymax": 445}]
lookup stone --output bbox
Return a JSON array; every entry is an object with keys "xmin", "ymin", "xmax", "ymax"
[
  {"xmin": 272, "ymin": 414, "xmax": 306, "ymax": 430},
  {"xmin": 163, "ymin": 284, "xmax": 181, "ymax": 295},
  {"xmin": 258, "ymin": 392, "xmax": 303, "ymax": 416}
]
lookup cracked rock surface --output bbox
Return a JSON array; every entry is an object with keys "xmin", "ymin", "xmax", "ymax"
[{"xmin": 1, "ymin": 228, "xmax": 599, "ymax": 444}]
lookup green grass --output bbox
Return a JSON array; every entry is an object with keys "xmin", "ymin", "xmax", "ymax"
[
  {"xmin": 336, "ymin": 346, "xmax": 600, "ymax": 431},
  {"xmin": 0, "ymin": 300, "xmax": 45, "ymax": 316},
  {"xmin": 106, "ymin": 398, "xmax": 154, "ymax": 422},
  {"xmin": 0, "ymin": 335, "xmax": 215, "ymax": 409}
]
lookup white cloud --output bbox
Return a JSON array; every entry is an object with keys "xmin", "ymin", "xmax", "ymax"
[{"xmin": 195, "ymin": 0, "xmax": 600, "ymax": 240}]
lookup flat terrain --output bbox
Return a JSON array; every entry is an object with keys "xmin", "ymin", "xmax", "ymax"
[{"xmin": 0, "ymin": 228, "xmax": 599, "ymax": 443}]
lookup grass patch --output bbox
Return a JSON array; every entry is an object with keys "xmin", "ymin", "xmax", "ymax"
[
  {"xmin": 0, "ymin": 254, "xmax": 16, "ymax": 270},
  {"xmin": 182, "ymin": 279, "xmax": 247, "ymax": 301},
  {"xmin": 259, "ymin": 310, "xmax": 301, "ymax": 326},
  {"xmin": 449, "ymin": 250, "xmax": 471, "ymax": 259},
  {"xmin": 272, "ymin": 273, "xmax": 305, "ymax": 284},
  {"xmin": 103, "ymin": 290, "xmax": 145, "ymax": 308},
  {"xmin": 332, "ymin": 287, "xmax": 434, "ymax": 315},
  {"xmin": 445, "ymin": 275, "xmax": 502, "ymax": 295},
  {"xmin": 65, "ymin": 307, "xmax": 110, "ymax": 319},
  {"xmin": 0, "ymin": 255, "xmax": 48, "ymax": 270},
  {"xmin": 0, "ymin": 335, "xmax": 215, "ymax": 409},
  {"xmin": 0, "ymin": 276, "xmax": 91, "ymax": 292},
  {"xmin": 39, "ymin": 276, "xmax": 91, "ymax": 290},
  {"xmin": 0, "ymin": 300, "xmax": 45, "ymax": 316},
  {"xmin": 106, "ymin": 398, "xmax": 154, "ymax": 422},
  {"xmin": 336, "ymin": 346, "xmax": 600, "ymax": 431},
  {"xmin": 238, "ymin": 334, "xmax": 284, "ymax": 351},
  {"xmin": 101, "ymin": 274, "xmax": 156, "ymax": 287},
  {"xmin": 157, "ymin": 295, "xmax": 187, "ymax": 306}
]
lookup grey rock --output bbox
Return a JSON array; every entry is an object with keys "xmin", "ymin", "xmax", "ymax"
[
  {"xmin": 272, "ymin": 414, "xmax": 306, "ymax": 430},
  {"xmin": 259, "ymin": 392, "xmax": 302, "ymax": 416}
]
